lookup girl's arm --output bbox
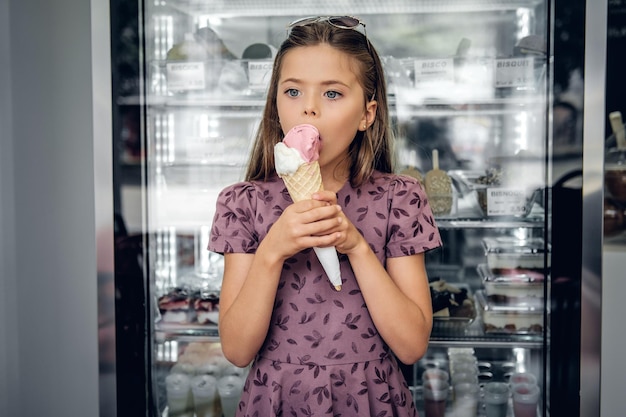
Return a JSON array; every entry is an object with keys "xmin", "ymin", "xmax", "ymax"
[
  {"xmin": 348, "ymin": 246, "xmax": 433, "ymax": 365},
  {"xmin": 218, "ymin": 248, "xmax": 282, "ymax": 367},
  {"xmin": 313, "ymin": 190, "xmax": 434, "ymax": 365}
]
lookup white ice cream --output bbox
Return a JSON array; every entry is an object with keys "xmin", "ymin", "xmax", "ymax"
[{"xmin": 274, "ymin": 142, "xmax": 305, "ymax": 176}]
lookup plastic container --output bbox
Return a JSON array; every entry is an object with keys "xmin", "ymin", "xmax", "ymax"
[
  {"xmin": 217, "ymin": 375, "xmax": 244, "ymax": 417},
  {"xmin": 423, "ymin": 379, "xmax": 449, "ymax": 417},
  {"xmin": 476, "ymin": 290, "xmax": 543, "ymax": 335},
  {"xmin": 481, "ymin": 237, "xmax": 550, "ymax": 273},
  {"xmin": 508, "ymin": 372, "xmax": 538, "ymax": 389},
  {"xmin": 512, "ymin": 383, "xmax": 540, "ymax": 417},
  {"xmin": 430, "ymin": 281, "xmax": 476, "ymax": 332},
  {"xmin": 449, "ymin": 170, "xmax": 537, "ymax": 218},
  {"xmin": 477, "ymin": 264, "xmax": 544, "ymax": 301},
  {"xmin": 483, "ymin": 382, "xmax": 510, "ymax": 417}
]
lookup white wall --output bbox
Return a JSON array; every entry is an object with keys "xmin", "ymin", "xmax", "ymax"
[
  {"xmin": 0, "ymin": 0, "xmax": 19, "ymax": 414},
  {"xmin": 601, "ymin": 248, "xmax": 626, "ymax": 417},
  {"xmin": 0, "ymin": 0, "xmax": 101, "ymax": 415}
]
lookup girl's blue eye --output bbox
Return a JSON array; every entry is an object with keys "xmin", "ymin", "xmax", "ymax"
[
  {"xmin": 286, "ymin": 89, "xmax": 300, "ymax": 97},
  {"xmin": 325, "ymin": 91, "xmax": 340, "ymax": 99}
]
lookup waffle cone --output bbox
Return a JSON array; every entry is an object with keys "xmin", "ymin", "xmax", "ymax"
[
  {"xmin": 280, "ymin": 161, "xmax": 342, "ymax": 291},
  {"xmin": 282, "ymin": 161, "xmax": 323, "ymax": 202}
]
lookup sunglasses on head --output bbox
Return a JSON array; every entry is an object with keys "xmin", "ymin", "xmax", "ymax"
[
  {"xmin": 286, "ymin": 16, "xmax": 376, "ymax": 101},
  {"xmin": 287, "ymin": 16, "xmax": 369, "ymax": 48}
]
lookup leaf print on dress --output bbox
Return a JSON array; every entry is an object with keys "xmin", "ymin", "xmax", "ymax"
[
  {"xmin": 288, "ymin": 380, "xmax": 302, "ymax": 396},
  {"xmin": 312, "ymin": 384, "xmax": 330, "ymax": 405},
  {"xmin": 391, "ymin": 207, "xmax": 410, "ymax": 220},
  {"xmin": 273, "ymin": 314, "xmax": 289, "ymax": 331},
  {"xmin": 271, "ymin": 204, "xmax": 284, "ymax": 218},
  {"xmin": 391, "ymin": 390, "xmax": 409, "ymax": 408},
  {"xmin": 408, "ymin": 190, "xmax": 423, "ymax": 208},
  {"xmin": 369, "ymin": 186, "xmax": 387, "ymax": 202},
  {"xmin": 330, "ymin": 370, "xmax": 347, "ymax": 387},
  {"xmin": 373, "ymin": 366, "xmax": 389, "ymax": 385},
  {"xmin": 361, "ymin": 327, "xmax": 378, "ymax": 339},
  {"xmin": 253, "ymin": 368, "xmax": 269, "ymax": 387},
  {"xmin": 305, "ymin": 293, "xmax": 326, "ymax": 305},
  {"xmin": 357, "ymin": 379, "xmax": 368, "ymax": 395},
  {"xmin": 303, "ymin": 330, "xmax": 325, "ymax": 348},
  {"xmin": 290, "ymin": 273, "xmax": 306, "ymax": 293},
  {"xmin": 325, "ymin": 348, "xmax": 346, "ymax": 361},
  {"xmin": 355, "ymin": 205, "xmax": 369, "ymax": 222},
  {"xmin": 299, "ymin": 312, "xmax": 316, "ymax": 324},
  {"xmin": 267, "ymin": 338, "xmax": 280, "ymax": 352},
  {"xmin": 342, "ymin": 313, "xmax": 361, "ymax": 330},
  {"xmin": 251, "ymin": 394, "xmax": 264, "ymax": 406},
  {"xmin": 345, "ymin": 393, "xmax": 360, "ymax": 414},
  {"xmin": 400, "ymin": 245, "xmax": 418, "ymax": 256},
  {"xmin": 257, "ymin": 188, "xmax": 274, "ymax": 205}
]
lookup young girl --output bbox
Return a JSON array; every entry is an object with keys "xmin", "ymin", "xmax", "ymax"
[{"xmin": 209, "ymin": 16, "xmax": 442, "ymax": 416}]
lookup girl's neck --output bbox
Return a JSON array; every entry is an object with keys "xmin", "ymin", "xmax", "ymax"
[{"xmin": 321, "ymin": 163, "xmax": 350, "ymax": 193}]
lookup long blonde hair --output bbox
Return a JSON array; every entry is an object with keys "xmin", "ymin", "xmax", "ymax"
[{"xmin": 245, "ymin": 20, "xmax": 394, "ymax": 187}]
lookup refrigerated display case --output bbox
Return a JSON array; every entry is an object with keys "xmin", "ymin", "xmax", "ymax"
[{"xmin": 108, "ymin": 0, "xmax": 596, "ymax": 416}]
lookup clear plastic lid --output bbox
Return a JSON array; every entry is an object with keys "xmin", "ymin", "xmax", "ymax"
[
  {"xmin": 605, "ymin": 148, "xmax": 626, "ymax": 168},
  {"xmin": 482, "ymin": 236, "xmax": 549, "ymax": 255},
  {"xmin": 477, "ymin": 264, "xmax": 544, "ymax": 284},
  {"xmin": 475, "ymin": 290, "xmax": 543, "ymax": 313}
]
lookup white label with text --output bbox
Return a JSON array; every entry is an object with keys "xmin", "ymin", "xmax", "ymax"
[
  {"xmin": 486, "ymin": 188, "xmax": 528, "ymax": 216},
  {"xmin": 248, "ymin": 60, "xmax": 273, "ymax": 91},
  {"xmin": 414, "ymin": 58, "xmax": 455, "ymax": 85},
  {"xmin": 494, "ymin": 58, "xmax": 535, "ymax": 88},
  {"xmin": 166, "ymin": 62, "xmax": 206, "ymax": 91}
]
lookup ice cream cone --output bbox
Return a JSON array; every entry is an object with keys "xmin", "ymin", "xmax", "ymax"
[
  {"xmin": 274, "ymin": 124, "xmax": 343, "ymax": 291},
  {"xmin": 281, "ymin": 161, "xmax": 323, "ymax": 202},
  {"xmin": 281, "ymin": 162, "xmax": 342, "ymax": 291}
]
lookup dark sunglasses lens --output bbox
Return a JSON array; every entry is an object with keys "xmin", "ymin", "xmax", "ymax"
[{"xmin": 328, "ymin": 16, "xmax": 360, "ymax": 28}]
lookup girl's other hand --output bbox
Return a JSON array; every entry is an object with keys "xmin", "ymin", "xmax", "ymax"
[{"xmin": 312, "ymin": 191, "xmax": 367, "ymax": 255}]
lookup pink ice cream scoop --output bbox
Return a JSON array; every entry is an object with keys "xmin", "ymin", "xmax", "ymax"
[{"xmin": 283, "ymin": 124, "xmax": 321, "ymax": 162}]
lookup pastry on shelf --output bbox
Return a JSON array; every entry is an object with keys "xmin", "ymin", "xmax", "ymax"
[
  {"xmin": 424, "ymin": 149, "xmax": 453, "ymax": 216},
  {"xmin": 158, "ymin": 287, "xmax": 195, "ymax": 324},
  {"xmin": 429, "ymin": 279, "xmax": 475, "ymax": 319},
  {"xmin": 193, "ymin": 291, "xmax": 220, "ymax": 325}
]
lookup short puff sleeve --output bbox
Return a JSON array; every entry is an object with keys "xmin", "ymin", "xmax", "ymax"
[
  {"xmin": 208, "ymin": 182, "xmax": 260, "ymax": 254},
  {"xmin": 385, "ymin": 175, "xmax": 442, "ymax": 258}
]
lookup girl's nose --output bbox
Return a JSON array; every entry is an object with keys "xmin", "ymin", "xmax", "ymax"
[{"xmin": 303, "ymin": 99, "xmax": 318, "ymax": 117}]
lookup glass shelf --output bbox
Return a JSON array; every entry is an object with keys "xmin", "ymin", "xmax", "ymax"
[
  {"xmin": 155, "ymin": 322, "xmax": 220, "ymax": 342},
  {"xmin": 121, "ymin": 91, "xmax": 544, "ymax": 115},
  {"xmin": 153, "ymin": 320, "xmax": 544, "ymax": 348},
  {"xmin": 161, "ymin": 0, "xmax": 543, "ymax": 17}
]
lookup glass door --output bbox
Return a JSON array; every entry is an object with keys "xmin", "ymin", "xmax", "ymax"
[{"xmin": 110, "ymin": 1, "xmax": 565, "ymax": 416}]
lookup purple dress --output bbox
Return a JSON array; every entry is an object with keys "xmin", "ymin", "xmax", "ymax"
[{"xmin": 209, "ymin": 171, "xmax": 442, "ymax": 417}]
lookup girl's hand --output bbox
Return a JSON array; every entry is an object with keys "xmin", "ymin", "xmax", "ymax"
[
  {"xmin": 311, "ymin": 191, "xmax": 367, "ymax": 255},
  {"xmin": 263, "ymin": 193, "xmax": 344, "ymax": 260}
]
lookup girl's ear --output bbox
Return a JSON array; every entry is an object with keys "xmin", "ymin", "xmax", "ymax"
[{"xmin": 362, "ymin": 100, "xmax": 377, "ymax": 130}]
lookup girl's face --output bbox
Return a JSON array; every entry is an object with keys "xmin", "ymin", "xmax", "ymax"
[{"xmin": 276, "ymin": 44, "xmax": 376, "ymax": 173}]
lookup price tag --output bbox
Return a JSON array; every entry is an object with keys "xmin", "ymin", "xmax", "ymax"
[
  {"xmin": 494, "ymin": 57, "xmax": 535, "ymax": 88},
  {"xmin": 166, "ymin": 62, "xmax": 206, "ymax": 91},
  {"xmin": 414, "ymin": 58, "xmax": 454, "ymax": 85},
  {"xmin": 248, "ymin": 60, "xmax": 273, "ymax": 92},
  {"xmin": 486, "ymin": 188, "xmax": 529, "ymax": 216}
]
